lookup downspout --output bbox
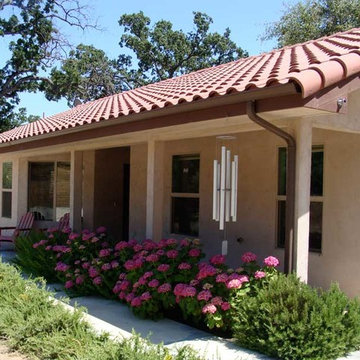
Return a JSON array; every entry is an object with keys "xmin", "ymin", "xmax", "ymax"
[{"xmin": 246, "ymin": 101, "xmax": 296, "ymax": 274}]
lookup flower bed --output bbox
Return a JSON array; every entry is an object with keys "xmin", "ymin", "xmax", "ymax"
[
  {"xmin": 14, "ymin": 227, "xmax": 360, "ymax": 360},
  {"xmin": 15, "ymin": 227, "xmax": 278, "ymax": 329}
]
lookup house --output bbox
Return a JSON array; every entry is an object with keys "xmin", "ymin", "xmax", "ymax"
[{"xmin": 1, "ymin": 28, "xmax": 360, "ymax": 296}]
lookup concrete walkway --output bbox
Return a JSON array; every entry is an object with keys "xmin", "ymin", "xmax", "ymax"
[{"xmin": 2, "ymin": 246, "xmax": 360, "ymax": 360}]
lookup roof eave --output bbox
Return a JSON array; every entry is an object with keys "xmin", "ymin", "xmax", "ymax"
[{"xmin": 0, "ymin": 82, "xmax": 300, "ymax": 150}]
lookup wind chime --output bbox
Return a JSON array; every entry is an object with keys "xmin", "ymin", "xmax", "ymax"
[{"xmin": 212, "ymin": 139, "xmax": 238, "ymax": 255}]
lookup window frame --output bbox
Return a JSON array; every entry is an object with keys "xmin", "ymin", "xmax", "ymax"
[
  {"xmin": 28, "ymin": 161, "xmax": 70, "ymax": 221},
  {"xmin": 170, "ymin": 153, "xmax": 200, "ymax": 237},
  {"xmin": 1, "ymin": 162, "xmax": 13, "ymax": 219},
  {"xmin": 276, "ymin": 145, "xmax": 324, "ymax": 253}
]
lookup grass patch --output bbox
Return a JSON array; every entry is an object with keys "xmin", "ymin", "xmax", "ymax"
[{"xmin": 0, "ymin": 259, "xmax": 202, "ymax": 360}]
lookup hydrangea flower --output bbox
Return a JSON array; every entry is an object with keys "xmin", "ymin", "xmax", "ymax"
[
  {"xmin": 197, "ymin": 264, "xmax": 217, "ymax": 280},
  {"xmin": 216, "ymin": 273, "xmax": 229, "ymax": 283},
  {"xmin": 99, "ymin": 248, "xmax": 111, "ymax": 258},
  {"xmin": 157, "ymin": 264, "xmax": 170, "ymax": 272},
  {"xmin": 88, "ymin": 266, "xmax": 99, "ymax": 278},
  {"xmin": 55, "ymin": 262, "xmax": 70, "ymax": 272},
  {"xmin": 182, "ymin": 286, "xmax": 196, "ymax": 297},
  {"xmin": 178, "ymin": 262, "xmax": 191, "ymax": 270},
  {"xmin": 255, "ymin": 270, "xmax": 266, "ymax": 279},
  {"xmin": 226, "ymin": 279, "xmax": 242, "ymax": 289},
  {"xmin": 210, "ymin": 254, "xmax": 226, "ymax": 265},
  {"xmin": 202, "ymin": 303, "xmax": 217, "ymax": 314},
  {"xmin": 115, "ymin": 241, "xmax": 128, "ymax": 251},
  {"xmin": 197, "ymin": 290, "xmax": 212, "ymax": 301},
  {"xmin": 264, "ymin": 256, "xmax": 280, "ymax": 267},
  {"xmin": 221, "ymin": 302, "xmax": 231, "ymax": 311},
  {"xmin": 211, "ymin": 296, "xmax": 223, "ymax": 306},
  {"xmin": 65, "ymin": 280, "xmax": 74, "ymax": 289},
  {"xmin": 146, "ymin": 254, "xmax": 159, "ymax": 263},
  {"xmin": 241, "ymin": 252, "xmax": 257, "ymax": 263},
  {"xmin": 140, "ymin": 292, "xmax": 152, "ymax": 301},
  {"xmin": 131, "ymin": 297, "xmax": 142, "ymax": 307},
  {"xmin": 75, "ymin": 276, "xmax": 84, "ymax": 285},
  {"xmin": 148, "ymin": 279, "xmax": 160, "ymax": 288},
  {"xmin": 189, "ymin": 248, "xmax": 201, "ymax": 257},
  {"xmin": 158, "ymin": 283, "xmax": 171, "ymax": 293},
  {"xmin": 93, "ymin": 276, "xmax": 102, "ymax": 285},
  {"xmin": 166, "ymin": 250, "xmax": 178, "ymax": 259}
]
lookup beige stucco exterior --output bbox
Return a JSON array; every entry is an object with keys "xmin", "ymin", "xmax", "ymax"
[{"xmin": 1, "ymin": 85, "xmax": 360, "ymax": 296}]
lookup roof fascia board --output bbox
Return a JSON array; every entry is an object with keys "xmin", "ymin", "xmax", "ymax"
[{"xmin": 0, "ymin": 83, "xmax": 299, "ymax": 149}]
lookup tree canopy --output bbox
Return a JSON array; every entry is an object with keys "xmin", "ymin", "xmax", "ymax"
[
  {"xmin": 44, "ymin": 11, "xmax": 247, "ymax": 105},
  {"xmin": 263, "ymin": 0, "xmax": 360, "ymax": 47},
  {"xmin": 118, "ymin": 11, "xmax": 247, "ymax": 85},
  {"xmin": 0, "ymin": 0, "xmax": 96, "ymax": 132},
  {"xmin": 1, "ymin": 5, "xmax": 246, "ymax": 131}
]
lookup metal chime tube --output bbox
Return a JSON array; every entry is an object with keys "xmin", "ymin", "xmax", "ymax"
[
  {"xmin": 219, "ymin": 146, "xmax": 226, "ymax": 230},
  {"xmin": 232, "ymin": 155, "xmax": 238, "ymax": 221},
  {"xmin": 212, "ymin": 160, "xmax": 218, "ymax": 220},
  {"xmin": 225, "ymin": 149, "xmax": 231, "ymax": 222}
]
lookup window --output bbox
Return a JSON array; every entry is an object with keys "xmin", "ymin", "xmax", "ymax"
[
  {"xmin": 171, "ymin": 154, "xmax": 200, "ymax": 236},
  {"xmin": 277, "ymin": 146, "xmax": 324, "ymax": 252},
  {"xmin": 1, "ymin": 162, "xmax": 12, "ymax": 218},
  {"xmin": 28, "ymin": 162, "xmax": 70, "ymax": 221}
]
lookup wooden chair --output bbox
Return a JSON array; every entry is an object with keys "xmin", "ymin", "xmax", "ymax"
[
  {"xmin": 0, "ymin": 212, "xmax": 34, "ymax": 246},
  {"xmin": 57, "ymin": 213, "xmax": 70, "ymax": 231}
]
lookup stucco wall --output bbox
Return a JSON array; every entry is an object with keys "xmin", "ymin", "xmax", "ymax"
[
  {"xmin": 308, "ymin": 128, "xmax": 360, "ymax": 297},
  {"xmin": 128, "ymin": 129, "xmax": 360, "ymax": 297}
]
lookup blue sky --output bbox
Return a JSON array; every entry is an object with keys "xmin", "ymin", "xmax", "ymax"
[{"xmin": 5, "ymin": 0, "xmax": 288, "ymax": 117}]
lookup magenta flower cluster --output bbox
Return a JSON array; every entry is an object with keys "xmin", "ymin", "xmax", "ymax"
[{"xmin": 30, "ymin": 225, "xmax": 279, "ymax": 330}]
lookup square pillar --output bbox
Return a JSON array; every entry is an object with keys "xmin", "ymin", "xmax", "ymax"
[
  {"xmin": 82, "ymin": 150, "xmax": 95, "ymax": 230},
  {"xmin": 146, "ymin": 139, "xmax": 164, "ymax": 240},
  {"xmin": 293, "ymin": 119, "xmax": 313, "ymax": 282},
  {"xmin": 70, "ymin": 151, "xmax": 83, "ymax": 231}
]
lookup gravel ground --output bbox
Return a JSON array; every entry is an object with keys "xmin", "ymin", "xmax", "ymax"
[{"xmin": 0, "ymin": 340, "xmax": 29, "ymax": 360}]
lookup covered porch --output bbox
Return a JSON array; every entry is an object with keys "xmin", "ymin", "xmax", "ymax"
[{"xmin": 2, "ymin": 81, "xmax": 360, "ymax": 295}]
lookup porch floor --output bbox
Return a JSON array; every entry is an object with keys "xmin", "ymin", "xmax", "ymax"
[{"xmin": 1, "ymin": 246, "xmax": 360, "ymax": 360}]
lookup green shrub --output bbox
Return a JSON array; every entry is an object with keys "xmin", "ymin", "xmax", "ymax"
[
  {"xmin": 13, "ymin": 231, "xmax": 60, "ymax": 281},
  {"xmin": 231, "ymin": 273, "xmax": 360, "ymax": 360},
  {"xmin": 0, "ymin": 260, "xmax": 201, "ymax": 360}
]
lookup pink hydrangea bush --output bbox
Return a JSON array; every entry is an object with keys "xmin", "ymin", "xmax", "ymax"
[
  {"xmin": 25, "ymin": 225, "xmax": 280, "ymax": 333},
  {"xmin": 114, "ymin": 238, "xmax": 204, "ymax": 319},
  {"xmin": 54, "ymin": 227, "xmax": 135, "ymax": 297},
  {"xmin": 176, "ymin": 252, "xmax": 280, "ymax": 331}
]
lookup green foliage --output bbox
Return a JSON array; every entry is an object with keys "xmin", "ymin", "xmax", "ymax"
[
  {"xmin": 263, "ymin": 0, "xmax": 360, "ymax": 47},
  {"xmin": 0, "ymin": 260, "xmax": 202, "ymax": 360},
  {"xmin": 0, "ymin": 0, "xmax": 95, "ymax": 130},
  {"xmin": 119, "ymin": 11, "xmax": 247, "ymax": 85},
  {"xmin": 13, "ymin": 230, "xmax": 66, "ymax": 281},
  {"xmin": 231, "ymin": 273, "xmax": 360, "ymax": 360},
  {"xmin": 45, "ymin": 11, "xmax": 248, "ymax": 104},
  {"xmin": 43, "ymin": 44, "xmax": 130, "ymax": 107}
]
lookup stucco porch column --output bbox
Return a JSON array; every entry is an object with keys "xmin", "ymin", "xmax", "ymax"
[
  {"xmin": 293, "ymin": 119, "xmax": 313, "ymax": 282},
  {"xmin": 146, "ymin": 139, "xmax": 164, "ymax": 240},
  {"xmin": 70, "ymin": 150, "xmax": 83, "ymax": 231}
]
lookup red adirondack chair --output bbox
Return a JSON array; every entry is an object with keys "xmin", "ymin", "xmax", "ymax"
[
  {"xmin": 57, "ymin": 213, "xmax": 70, "ymax": 231},
  {"xmin": 0, "ymin": 212, "xmax": 34, "ymax": 245}
]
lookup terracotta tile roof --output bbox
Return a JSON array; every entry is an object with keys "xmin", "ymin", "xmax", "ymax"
[{"xmin": 1, "ymin": 28, "xmax": 360, "ymax": 144}]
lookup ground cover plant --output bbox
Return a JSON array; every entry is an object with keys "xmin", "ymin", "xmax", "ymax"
[
  {"xmin": 0, "ymin": 260, "xmax": 201, "ymax": 360},
  {"xmin": 13, "ymin": 226, "xmax": 360, "ymax": 360}
]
